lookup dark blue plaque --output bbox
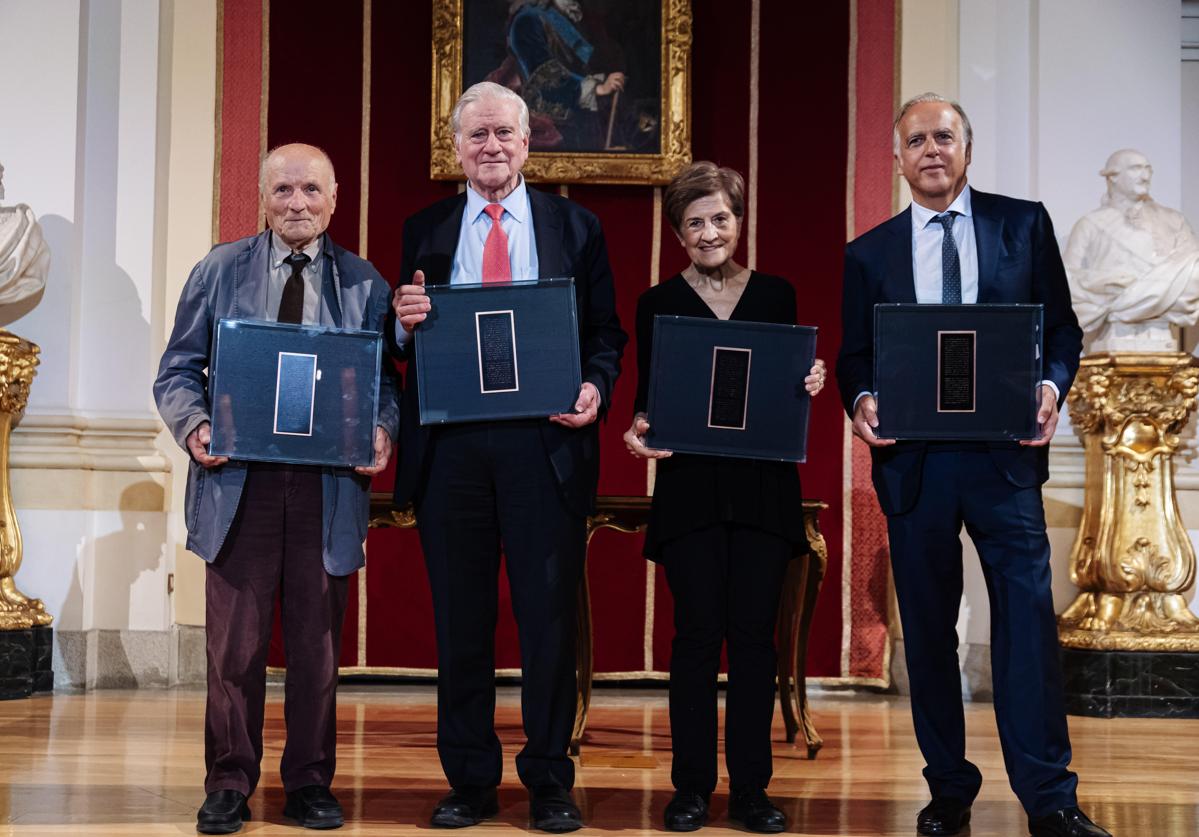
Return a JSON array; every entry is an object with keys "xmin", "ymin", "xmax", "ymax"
[
  {"xmin": 274, "ymin": 353, "xmax": 317, "ymax": 435},
  {"xmin": 873, "ymin": 303, "xmax": 1042, "ymax": 440},
  {"xmin": 415, "ymin": 279, "xmax": 581, "ymax": 424},
  {"xmin": 646, "ymin": 316, "xmax": 817, "ymax": 462},
  {"xmin": 208, "ymin": 319, "xmax": 382, "ymax": 466}
]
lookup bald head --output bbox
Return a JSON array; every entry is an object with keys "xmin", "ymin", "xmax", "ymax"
[
  {"xmin": 260, "ymin": 144, "xmax": 338, "ymax": 250},
  {"xmin": 1100, "ymin": 148, "xmax": 1152, "ymax": 204}
]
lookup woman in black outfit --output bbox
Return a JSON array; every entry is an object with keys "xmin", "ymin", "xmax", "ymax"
[{"xmin": 623, "ymin": 162, "xmax": 825, "ymax": 833}]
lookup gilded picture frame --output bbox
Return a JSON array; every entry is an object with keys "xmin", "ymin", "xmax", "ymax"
[{"xmin": 430, "ymin": 0, "xmax": 692, "ymax": 185}]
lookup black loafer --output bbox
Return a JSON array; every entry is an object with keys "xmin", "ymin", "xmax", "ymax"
[
  {"xmin": 529, "ymin": 785, "xmax": 583, "ymax": 833},
  {"xmin": 283, "ymin": 785, "xmax": 344, "ymax": 829},
  {"xmin": 728, "ymin": 787, "xmax": 785, "ymax": 833},
  {"xmin": 917, "ymin": 797, "xmax": 972, "ymax": 836},
  {"xmin": 197, "ymin": 789, "xmax": 250, "ymax": 835},
  {"xmin": 1028, "ymin": 807, "xmax": 1112, "ymax": 837},
  {"xmin": 431, "ymin": 786, "xmax": 500, "ymax": 828},
  {"xmin": 664, "ymin": 790, "xmax": 710, "ymax": 832}
]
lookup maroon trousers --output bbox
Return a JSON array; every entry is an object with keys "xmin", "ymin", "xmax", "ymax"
[{"xmin": 203, "ymin": 463, "xmax": 350, "ymax": 796}]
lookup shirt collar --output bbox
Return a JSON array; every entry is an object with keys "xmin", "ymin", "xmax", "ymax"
[
  {"xmin": 269, "ymin": 231, "xmax": 324, "ymax": 270},
  {"xmin": 465, "ymin": 175, "xmax": 530, "ymax": 224},
  {"xmin": 911, "ymin": 184, "xmax": 973, "ymax": 229}
]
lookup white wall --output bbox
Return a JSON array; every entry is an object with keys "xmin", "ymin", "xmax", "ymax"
[
  {"xmin": 901, "ymin": 0, "xmax": 1194, "ymax": 650},
  {"xmin": 0, "ymin": 0, "xmax": 178, "ymax": 678}
]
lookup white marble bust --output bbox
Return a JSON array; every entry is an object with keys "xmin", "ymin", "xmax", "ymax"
[
  {"xmin": 1064, "ymin": 149, "xmax": 1199, "ymax": 353},
  {"xmin": 0, "ymin": 162, "xmax": 50, "ymax": 326}
]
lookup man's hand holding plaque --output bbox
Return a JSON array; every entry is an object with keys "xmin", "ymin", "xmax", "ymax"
[
  {"xmin": 187, "ymin": 421, "xmax": 230, "ymax": 468},
  {"xmin": 1019, "ymin": 385, "xmax": 1059, "ymax": 447},
  {"xmin": 355, "ymin": 426, "xmax": 394, "ymax": 475},
  {"xmin": 851, "ymin": 395, "xmax": 896, "ymax": 448},
  {"xmin": 551, "ymin": 381, "xmax": 601, "ymax": 428},
  {"xmin": 394, "ymin": 269, "xmax": 430, "ymax": 333}
]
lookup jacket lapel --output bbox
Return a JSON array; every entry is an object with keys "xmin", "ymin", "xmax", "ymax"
[
  {"xmin": 884, "ymin": 209, "xmax": 917, "ymax": 303},
  {"xmin": 971, "ymin": 191, "xmax": 1003, "ymax": 303},
  {"xmin": 319, "ymin": 235, "xmax": 343, "ymax": 327},
  {"xmin": 235, "ymin": 230, "xmax": 273, "ymax": 318},
  {"xmin": 425, "ymin": 195, "xmax": 466, "ymax": 286},
  {"xmin": 529, "ymin": 187, "xmax": 564, "ymax": 278}
]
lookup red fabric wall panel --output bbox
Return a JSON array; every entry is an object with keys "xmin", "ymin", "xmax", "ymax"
[
  {"xmin": 254, "ymin": 0, "xmax": 855, "ymax": 678},
  {"xmin": 756, "ymin": 0, "xmax": 851, "ymax": 677}
]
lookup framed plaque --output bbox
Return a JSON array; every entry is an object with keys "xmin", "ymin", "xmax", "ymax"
[
  {"xmin": 873, "ymin": 303, "xmax": 1043, "ymax": 440},
  {"xmin": 415, "ymin": 278, "xmax": 582, "ymax": 425},
  {"xmin": 645, "ymin": 316, "xmax": 817, "ymax": 462},
  {"xmin": 208, "ymin": 319, "xmax": 382, "ymax": 466}
]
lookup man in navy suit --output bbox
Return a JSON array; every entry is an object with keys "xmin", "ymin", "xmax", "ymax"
[
  {"xmin": 389, "ymin": 81, "xmax": 625, "ymax": 832},
  {"xmin": 836, "ymin": 94, "xmax": 1110, "ymax": 837}
]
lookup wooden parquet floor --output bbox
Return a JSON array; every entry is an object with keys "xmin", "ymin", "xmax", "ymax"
[{"xmin": 0, "ymin": 685, "xmax": 1194, "ymax": 836}]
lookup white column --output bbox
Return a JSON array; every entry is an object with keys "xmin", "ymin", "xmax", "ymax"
[{"xmin": 0, "ymin": 0, "xmax": 176, "ymax": 687}]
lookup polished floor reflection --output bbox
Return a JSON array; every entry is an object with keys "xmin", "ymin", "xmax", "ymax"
[{"xmin": 0, "ymin": 685, "xmax": 1194, "ymax": 835}]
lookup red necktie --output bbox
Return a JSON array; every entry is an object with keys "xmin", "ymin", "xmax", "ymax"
[{"xmin": 481, "ymin": 203, "xmax": 512, "ymax": 283}]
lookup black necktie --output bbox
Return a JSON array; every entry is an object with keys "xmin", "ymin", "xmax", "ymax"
[
  {"xmin": 933, "ymin": 212, "xmax": 962, "ymax": 304},
  {"xmin": 277, "ymin": 252, "xmax": 311, "ymax": 324}
]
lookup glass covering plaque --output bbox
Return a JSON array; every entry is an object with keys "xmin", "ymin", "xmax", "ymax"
[
  {"xmin": 873, "ymin": 303, "xmax": 1043, "ymax": 440},
  {"xmin": 645, "ymin": 316, "xmax": 817, "ymax": 462},
  {"xmin": 415, "ymin": 278, "xmax": 582, "ymax": 424},
  {"xmin": 208, "ymin": 319, "xmax": 382, "ymax": 466}
]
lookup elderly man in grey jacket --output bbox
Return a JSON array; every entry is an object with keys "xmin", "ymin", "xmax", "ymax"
[{"xmin": 155, "ymin": 143, "xmax": 398, "ymax": 835}]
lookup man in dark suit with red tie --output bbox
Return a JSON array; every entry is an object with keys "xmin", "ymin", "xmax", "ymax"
[
  {"xmin": 836, "ymin": 95, "xmax": 1110, "ymax": 837},
  {"xmin": 388, "ymin": 81, "xmax": 626, "ymax": 832}
]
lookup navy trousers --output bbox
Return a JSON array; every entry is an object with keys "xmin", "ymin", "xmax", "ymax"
[
  {"xmin": 416, "ymin": 421, "xmax": 586, "ymax": 792},
  {"xmin": 886, "ymin": 449, "xmax": 1077, "ymax": 817}
]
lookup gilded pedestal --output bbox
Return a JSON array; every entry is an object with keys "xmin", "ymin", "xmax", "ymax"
[
  {"xmin": 1059, "ymin": 352, "xmax": 1199, "ymax": 717},
  {"xmin": 0, "ymin": 330, "xmax": 52, "ymax": 699}
]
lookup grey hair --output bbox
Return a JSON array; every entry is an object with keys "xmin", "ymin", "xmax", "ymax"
[
  {"xmin": 451, "ymin": 81, "xmax": 531, "ymax": 144},
  {"xmin": 258, "ymin": 143, "xmax": 336, "ymax": 194},
  {"xmin": 892, "ymin": 92, "xmax": 973, "ymax": 154}
]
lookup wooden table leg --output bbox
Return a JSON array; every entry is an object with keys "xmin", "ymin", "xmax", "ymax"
[{"xmin": 776, "ymin": 504, "xmax": 829, "ymax": 759}]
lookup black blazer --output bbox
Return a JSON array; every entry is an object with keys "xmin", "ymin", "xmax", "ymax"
[
  {"xmin": 387, "ymin": 186, "xmax": 627, "ymax": 516},
  {"xmin": 634, "ymin": 272, "xmax": 808, "ymax": 558},
  {"xmin": 835, "ymin": 188, "xmax": 1083, "ymax": 516}
]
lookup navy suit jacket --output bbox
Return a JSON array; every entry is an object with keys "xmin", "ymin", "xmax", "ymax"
[
  {"xmin": 835, "ymin": 189, "xmax": 1082, "ymax": 516},
  {"xmin": 387, "ymin": 186, "xmax": 627, "ymax": 516}
]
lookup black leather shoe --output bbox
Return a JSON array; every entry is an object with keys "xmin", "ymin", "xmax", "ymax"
[
  {"xmin": 664, "ymin": 790, "xmax": 710, "ymax": 832},
  {"xmin": 430, "ymin": 787, "xmax": 499, "ymax": 828},
  {"xmin": 283, "ymin": 785, "xmax": 344, "ymax": 829},
  {"xmin": 529, "ymin": 785, "xmax": 583, "ymax": 833},
  {"xmin": 727, "ymin": 787, "xmax": 785, "ymax": 834},
  {"xmin": 196, "ymin": 789, "xmax": 250, "ymax": 835},
  {"xmin": 1028, "ymin": 807, "xmax": 1112, "ymax": 837},
  {"xmin": 917, "ymin": 797, "xmax": 972, "ymax": 836}
]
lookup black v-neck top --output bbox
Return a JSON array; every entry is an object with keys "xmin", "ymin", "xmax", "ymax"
[{"xmin": 633, "ymin": 272, "xmax": 809, "ymax": 560}]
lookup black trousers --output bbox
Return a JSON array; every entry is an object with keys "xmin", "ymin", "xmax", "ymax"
[
  {"xmin": 886, "ymin": 450, "xmax": 1077, "ymax": 817},
  {"xmin": 204, "ymin": 463, "xmax": 350, "ymax": 796},
  {"xmin": 416, "ymin": 422, "xmax": 586, "ymax": 791},
  {"xmin": 661, "ymin": 524, "xmax": 791, "ymax": 795}
]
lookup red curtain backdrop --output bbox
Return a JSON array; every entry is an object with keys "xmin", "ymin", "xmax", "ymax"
[{"xmin": 215, "ymin": 0, "xmax": 896, "ymax": 683}]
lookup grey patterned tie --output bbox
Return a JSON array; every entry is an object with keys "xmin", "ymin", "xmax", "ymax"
[{"xmin": 934, "ymin": 212, "xmax": 961, "ymax": 304}]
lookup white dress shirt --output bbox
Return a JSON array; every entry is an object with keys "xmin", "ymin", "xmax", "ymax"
[
  {"xmin": 452, "ymin": 175, "xmax": 539, "ymax": 284},
  {"xmin": 911, "ymin": 185, "xmax": 978, "ymax": 304},
  {"xmin": 856, "ymin": 185, "xmax": 1055, "ymax": 408},
  {"xmin": 267, "ymin": 232, "xmax": 324, "ymax": 325},
  {"xmin": 395, "ymin": 177, "xmax": 539, "ymax": 348}
]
